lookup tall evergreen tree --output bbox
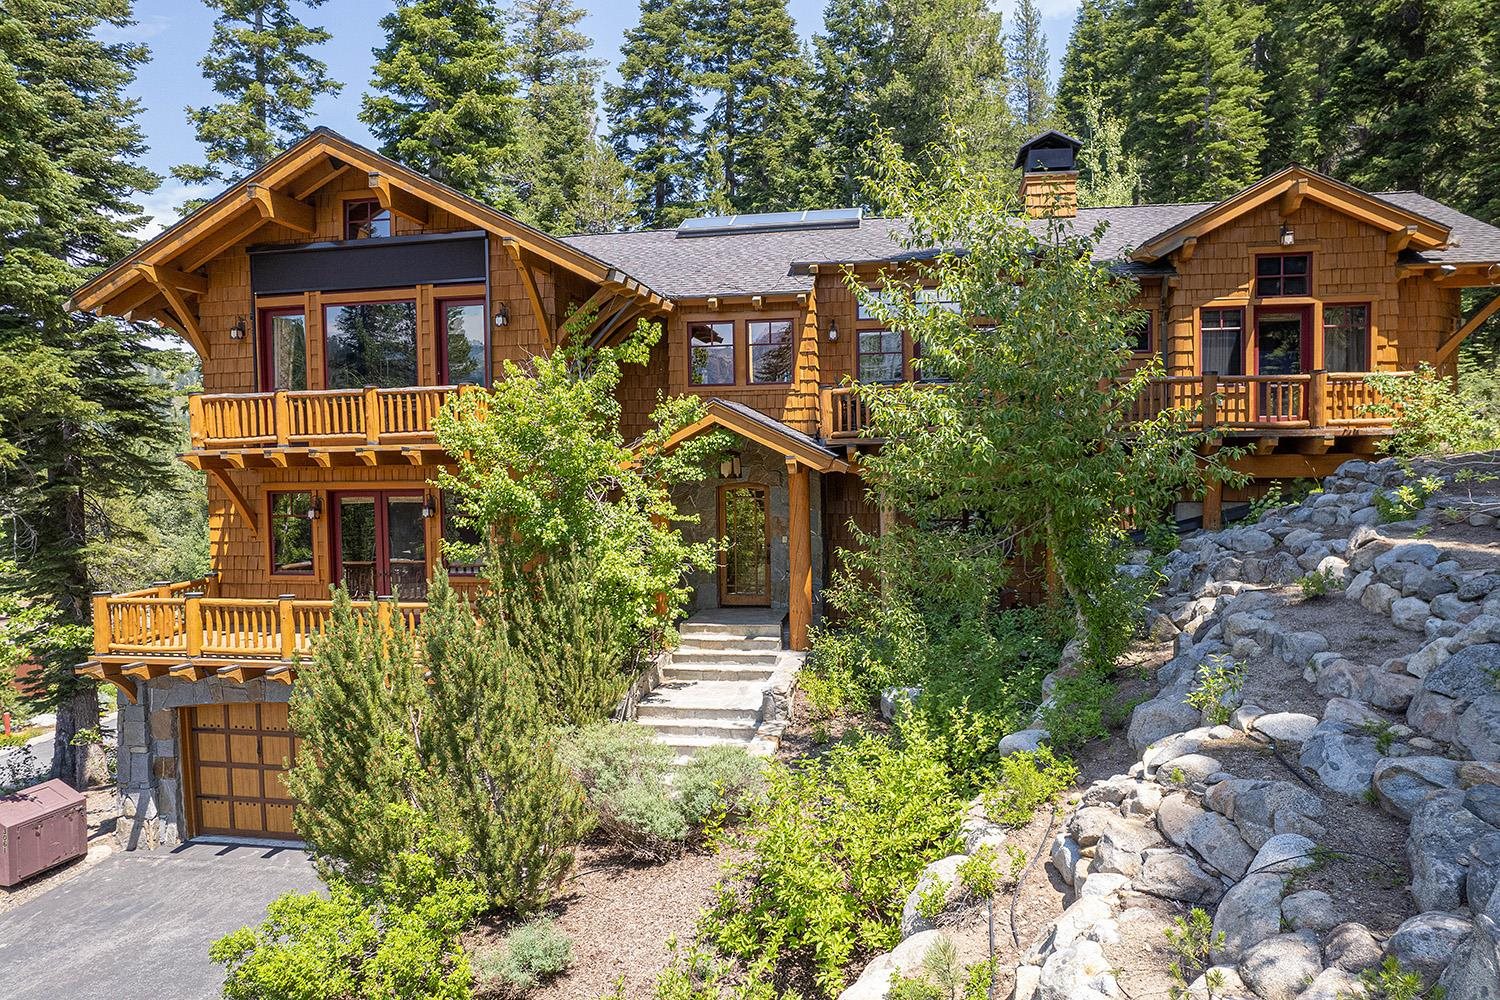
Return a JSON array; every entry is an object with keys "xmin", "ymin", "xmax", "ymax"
[
  {"xmin": 172, "ymin": 0, "xmax": 340, "ymax": 187},
  {"xmin": 1254, "ymin": 0, "xmax": 1347, "ymax": 173},
  {"xmin": 1055, "ymin": 0, "xmax": 1127, "ymax": 140},
  {"xmin": 1007, "ymin": 0, "xmax": 1052, "ymax": 132},
  {"xmin": 0, "ymin": 0, "xmax": 180, "ymax": 787},
  {"xmin": 810, "ymin": 0, "xmax": 888, "ymax": 206},
  {"xmin": 689, "ymin": 0, "xmax": 823, "ymax": 213},
  {"xmin": 606, "ymin": 0, "xmax": 703, "ymax": 227},
  {"xmin": 1126, "ymin": 0, "xmax": 1269, "ymax": 202},
  {"xmin": 1074, "ymin": 88, "xmax": 1140, "ymax": 206},
  {"xmin": 361, "ymin": 0, "xmax": 522, "ymax": 207}
]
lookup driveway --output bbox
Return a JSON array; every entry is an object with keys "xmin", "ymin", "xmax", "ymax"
[{"xmin": 0, "ymin": 841, "xmax": 317, "ymax": 1000}]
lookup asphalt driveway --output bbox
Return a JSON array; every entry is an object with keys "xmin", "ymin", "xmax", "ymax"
[{"xmin": 0, "ymin": 840, "xmax": 317, "ymax": 1000}]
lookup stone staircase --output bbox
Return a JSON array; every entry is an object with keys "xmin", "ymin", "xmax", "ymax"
[{"xmin": 633, "ymin": 610, "xmax": 793, "ymax": 760}]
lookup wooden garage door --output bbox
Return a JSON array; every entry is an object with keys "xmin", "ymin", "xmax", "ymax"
[{"xmin": 186, "ymin": 703, "xmax": 300, "ymax": 839}]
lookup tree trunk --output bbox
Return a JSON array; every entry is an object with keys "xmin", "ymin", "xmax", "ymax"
[{"xmin": 52, "ymin": 684, "xmax": 104, "ymax": 789}]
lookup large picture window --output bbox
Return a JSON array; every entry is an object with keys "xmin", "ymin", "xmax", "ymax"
[
  {"xmin": 1323, "ymin": 304, "xmax": 1370, "ymax": 372},
  {"xmin": 440, "ymin": 299, "xmax": 487, "ymax": 385},
  {"xmin": 689, "ymin": 321, "xmax": 735, "ymax": 385},
  {"xmin": 858, "ymin": 329, "xmax": 904, "ymax": 383},
  {"xmin": 1255, "ymin": 254, "xmax": 1310, "ymax": 297},
  {"xmin": 325, "ymin": 301, "xmax": 418, "ymax": 389},
  {"xmin": 1201, "ymin": 308, "xmax": 1245, "ymax": 375},
  {"xmin": 270, "ymin": 491, "xmax": 315, "ymax": 575},
  {"xmin": 748, "ymin": 319, "xmax": 794, "ymax": 383},
  {"xmin": 261, "ymin": 309, "xmax": 306, "ymax": 391}
]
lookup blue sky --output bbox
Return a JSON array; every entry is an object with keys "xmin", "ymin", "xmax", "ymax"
[{"xmin": 105, "ymin": 1, "xmax": 1080, "ymax": 234}]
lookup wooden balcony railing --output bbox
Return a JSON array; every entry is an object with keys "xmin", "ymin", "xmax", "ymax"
[
  {"xmin": 188, "ymin": 385, "xmax": 471, "ymax": 450},
  {"xmin": 91, "ymin": 589, "xmax": 426, "ymax": 662},
  {"xmin": 821, "ymin": 371, "xmax": 1409, "ymax": 441}
]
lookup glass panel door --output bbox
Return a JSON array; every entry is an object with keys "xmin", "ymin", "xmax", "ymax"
[
  {"xmin": 718, "ymin": 485, "xmax": 770, "ymax": 606},
  {"xmin": 262, "ymin": 310, "xmax": 307, "ymax": 391},
  {"xmin": 334, "ymin": 492, "xmax": 429, "ymax": 599},
  {"xmin": 1255, "ymin": 307, "xmax": 1310, "ymax": 421},
  {"xmin": 440, "ymin": 300, "xmax": 487, "ymax": 386},
  {"xmin": 386, "ymin": 496, "xmax": 428, "ymax": 600},
  {"xmin": 337, "ymin": 496, "xmax": 379, "ymax": 598}
]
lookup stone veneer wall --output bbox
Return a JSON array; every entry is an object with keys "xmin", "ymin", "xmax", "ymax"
[
  {"xmin": 673, "ymin": 441, "xmax": 825, "ymax": 617},
  {"xmin": 115, "ymin": 675, "xmax": 292, "ymax": 851}
]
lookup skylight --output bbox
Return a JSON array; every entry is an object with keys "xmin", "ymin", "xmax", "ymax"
[{"xmin": 676, "ymin": 207, "xmax": 863, "ymax": 238}]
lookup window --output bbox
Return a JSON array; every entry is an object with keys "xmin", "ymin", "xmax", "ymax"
[
  {"xmin": 1323, "ymin": 304, "xmax": 1370, "ymax": 372},
  {"xmin": 261, "ymin": 309, "xmax": 306, "ymax": 391},
  {"xmin": 914, "ymin": 287, "xmax": 961, "ymax": 315},
  {"xmin": 440, "ymin": 491, "xmax": 482, "ymax": 576},
  {"xmin": 1201, "ymin": 308, "xmax": 1245, "ymax": 375},
  {"xmin": 689, "ymin": 321, "xmax": 735, "ymax": 385},
  {"xmin": 344, "ymin": 198, "xmax": 391, "ymax": 240},
  {"xmin": 324, "ymin": 301, "xmax": 418, "ymax": 389},
  {"xmin": 440, "ymin": 299, "xmax": 487, "ymax": 385},
  {"xmin": 1255, "ymin": 254, "xmax": 1310, "ymax": 297},
  {"xmin": 748, "ymin": 319, "xmax": 794, "ymax": 383},
  {"xmin": 270, "ymin": 492, "xmax": 315, "ymax": 575},
  {"xmin": 1129, "ymin": 310, "xmax": 1153, "ymax": 353},
  {"xmin": 858, "ymin": 329, "xmax": 904, "ymax": 382},
  {"xmin": 856, "ymin": 289, "xmax": 895, "ymax": 321}
]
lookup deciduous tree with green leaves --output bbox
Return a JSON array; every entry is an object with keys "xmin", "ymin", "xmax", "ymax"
[{"xmin": 172, "ymin": 0, "xmax": 340, "ymax": 189}]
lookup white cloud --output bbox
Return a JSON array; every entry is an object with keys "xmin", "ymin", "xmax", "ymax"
[
  {"xmin": 95, "ymin": 14, "xmax": 172, "ymax": 44},
  {"xmin": 132, "ymin": 181, "xmax": 212, "ymax": 239}
]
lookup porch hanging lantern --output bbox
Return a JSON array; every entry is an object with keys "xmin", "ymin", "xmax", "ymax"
[
  {"xmin": 720, "ymin": 453, "xmax": 742, "ymax": 479},
  {"xmin": 1279, "ymin": 223, "xmax": 1295, "ymax": 246},
  {"xmin": 229, "ymin": 316, "xmax": 247, "ymax": 340},
  {"xmin": 494, "ymin": 303, "xmax": 510, "ymax": 327}
]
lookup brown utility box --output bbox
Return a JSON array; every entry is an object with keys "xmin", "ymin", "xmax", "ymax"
[{"xmin": 0, "ymin": 779, "xmax": 87, "ymax": 886}]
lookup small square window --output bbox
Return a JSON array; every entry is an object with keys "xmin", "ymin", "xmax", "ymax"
[
  {"xmin": 858, "ymin": 329, "xmax": 904, "ymax": 383},
  {"xmin": 270, "ymin": 492, "xmax": 315, "ymax": 575},
  {"xmin": 1256, "ymin": 254, "xmax": 1310, "ymax": 297},
  {"xmin": 344, "ymin": 198, "xmax": 391, "ymax": 240},
  {"xmin": 689, "ymin": 321, "xmax": 735, "ymax": 385},
  {"xmin": 748, "ymin": 319, "xmax": 794, "ymax": 383},
  {"xmin": 1323, "ymin": 304, "xmax": 1370, "ymax": 372}
]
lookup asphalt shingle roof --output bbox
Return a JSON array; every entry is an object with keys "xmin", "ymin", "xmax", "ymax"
[{"xmin": 559, "ymin": 193, "xmax": 1500, "ymax": 299}]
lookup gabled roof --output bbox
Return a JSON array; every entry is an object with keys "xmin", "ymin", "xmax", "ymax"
[
  {"xmin": 1130, "ymin": 166, "xmax": 1450, "ymax": 263},
  {"xmin": 1014, "ymin": 130, "xmax": 1082, "ymax": 169},
  {"xmin": 651, "ymin": 398, "xmax": 849, "ymax": 472}
]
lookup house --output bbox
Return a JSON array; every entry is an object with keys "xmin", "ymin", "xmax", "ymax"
[{"xmin": 68, "ymin": 129, "xmax": 1500, "ymax": 847}]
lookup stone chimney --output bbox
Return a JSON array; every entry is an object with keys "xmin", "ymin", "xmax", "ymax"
[{"xmin": 1015, "ymin": 131, "xmax": 1082, "ymax": 219}]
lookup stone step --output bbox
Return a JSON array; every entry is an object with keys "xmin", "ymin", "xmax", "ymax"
[
  {"xmin": 658, "ymin": 733, "xmax": 757, "ymax": 759},
  {"xmin": 679, "ymin": 619, "xmax": 782, "ymax": 641},
  {"xmin": 676, "ymin": 631, "xmax": 783, "ymax": 651},
  {"xmin": 634, "ymin": 715, "xmax": 760, "ymax": 739},
  {"xmin": 662, "ymin": 663, "xmax": 777, "ymax": 682},
  {"xmin": 670, "ymin": 648, "xmax": 781, "ymax": 667},
  {"xmin": 634, "ymin": 680, "xmax": 763, "ymax": 723}
]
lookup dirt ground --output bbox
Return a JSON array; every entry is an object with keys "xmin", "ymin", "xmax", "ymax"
[{"xmin": 0, "ymin": 786, "xmax": 119, "ymax": 916}]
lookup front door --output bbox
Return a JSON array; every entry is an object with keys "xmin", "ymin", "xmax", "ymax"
[
  {"xmin": 1254, "ymin": 306, "xmax": 1312, "ymax": 420},
  {"xmin": 718, "ymin": 484, "xmax": 771, "ymax": 606},
  {"xmin": 333, "ymin": 491, "xmax": 428, "ymax": 599}
]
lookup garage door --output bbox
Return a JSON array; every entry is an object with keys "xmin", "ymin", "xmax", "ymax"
[{"xmin": 186, "ymin": 703, "xmax": 300, "ymax": 839}]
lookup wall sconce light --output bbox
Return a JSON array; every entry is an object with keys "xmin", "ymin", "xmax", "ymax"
[
  {"xmin": 421, "ymin": 494, "xmax": 435, "ymax": 519},
  {"xmin": 720, "ymin": 453, "xmax": 742, "ymax": 479},
  {"xmin": 305, "ymin": 495, "xmax": 322, "ymax": 521},
  {"xmin": 1279, "ymin": 223, "xmax": 1295, "ymax": 246},
  {"xmin": 230, "ymin": 316, "xmax": 247, "ymax": 340},
  {"xmin": 493, "ymin": 304, "xmax": 510, "ymax": 327},
  {"xmin": 827, "ymin": 319, "xmax": 839, "ymax": 342}
]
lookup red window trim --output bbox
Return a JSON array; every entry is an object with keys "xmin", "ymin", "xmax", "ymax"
[
  {"xmin": 1254, "ymin": 252, "xmax": 1312, "ymax": 298},
  {"xmin": 436, "ymin": 297, "xmax": 488, "ymax": 386},
  {"xmin": 343, "ymin": 197, "xmax": 390, "ymax": 240},
  {"xmin": 330, "ymin": 489, "xmax": 427, "ymax": 598},
  {"xmin": 1322, "ymin": 301, "xmax": 1373, "ymax": 372},
  {"xmin": 747, "ymin": 318, "xmax": 795, "ymax": 385},
  {"xmin": 1200, "ymin": 307, "xmax": 1246, "ymax": 376},
  {"xmin": 322, "ymin": 299, "xmax": 419, "ymax": 388},
  {"xmin": 856, "ymin": 327, "xmax": 905, "ymax": 383},
  {"xmin": 265, "ymin": 487, "xmax": 317, "ymax": 579}
]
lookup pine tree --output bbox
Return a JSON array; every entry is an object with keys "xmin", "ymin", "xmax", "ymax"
[
  {"xmin": 361, "ymin": 0, "xmax": 522, "ymax": 207},
  {"xmin": 605, "ymin": 0, "xmax": 703, "ymax": 227},
  {"xmin": 689, "ymin": 0, "xmax": 823, "ymax": 213},
  {"xmin": 559, "ymin": 135, "xmax": 638, "ymax": 234},
  {"xmin": 172, "ymin": 0, "xmax": 340, "ymax": 187},
  {"xmin": 810, "ymin": 0, "xmax": 889, "ymax": 206},
  {"xmin": 1007, "ymin": 0, "xmax": 1052, "ymax": 132},
  {"xmin": 0, "ymin": 0, "xmax": 180, "ymax": 788},
  {"xmin": 1126, "ymin": 0, "xmax": 1269, "ymax": 202},
  {"xmin": 1055, "ymin": 0, "xmax": 1127, "ymax": 140},
  {"xmin": 1255, "ymin": 0, "xmax": 1348, "ymax": 173}
]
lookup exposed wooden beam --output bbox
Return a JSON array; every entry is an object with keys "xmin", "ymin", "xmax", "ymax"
[
  {"xmin": 134, "ymin": 265, "xmax": 210, "ymax": 358},
  {"xmin": 367, "ymin": 171, "xmax": 430, "ymax": 226},
  {"xmin": 503, "ymin": 237, "xmax": 553, "ymax": 352},
  {"xmin": 171, "ymin": 661, "xmax": 210, "ymax": 682},
  {"xmin": 1175, "ymin": 238, "xmax": 1198, "ymax": 265},
  {"xmin": 1386, "ymin": 225, "xmax": 1419, "ymax": 253},
  {"xmin": 132, "ymin": 262, "xmax": 207, "ymax": 296},
  {"xmin": 207, "ymin": 468, "xmax": 260, "ymax": 538},
  {"xmin": 246, "ymin": 183, "xmax": 315, "ymax": 235},
  {"xmin": 290, "ymin": 156, "xmax": 350, "ymax": 201},
  {"xmin": 1296, "ymin": 436, "xmax": 1335, "ymax": 456},
  {"xmin": 1253, "ymin": 436, "xmax": 1277, "ymax": 456},
  {"xmin": 1435, "ymin": 292, "xmax": 1500, "ymax": 366},
  {"xmin": 1278, "ymin": 177, "xmax": 1308, "ymax": 217},
  {"xmin": 561, "ymin": 287, "xmax": 618, "ymax": 340},
  {"xmin": 177, "ymin": 212, "xmax": 270, "ymax": 272}
]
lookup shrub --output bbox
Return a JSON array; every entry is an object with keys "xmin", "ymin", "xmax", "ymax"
[
  {"xmin": 1375, "ymin": 476, "xmax": 1445, "ymax": 523},
  {"xmin": 287, "ymin": 579, "xmax": 589, "ymax": 915},
  {"xmin": 980, "ymin": 747, "xmax": 1079, "ymax": 828},
  {"xmin": 1365, "ymin": 364, "xmax": 1496, "ymax": 457},
  {"xmin": 675, "ymin": 744, "xmax": 768, "ymax": 828},
  {"xmin": 1298, "ymin": 567, "xmax": 1345, "ymax": 599},
  {"xmin": 887, "ymin": 938, "xmax": 995, "ymax": 1000},
  {"xmin": 213, "ymin": 814, "xmax": 482, "ymax": 1000},
  {"xmin": 1186, "ymin": 656, "xmax": 1245, "ymax": 726},
  {"xmin": 475, "ymin": 917, "xmax": 572, "ymax": 991},
  {"xmin": 1354, "ymin": 956, "xmax": 1446, "ymax": 1000},
  {"xmin": 1165, "ymin": 907, "xmax": 1224, "ymax": 1000},
  {"xmin": 704, "ymin": 732, "xmax": 963, "ymax": 998}
]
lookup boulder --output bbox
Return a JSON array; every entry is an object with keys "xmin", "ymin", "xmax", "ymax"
[
  {"xmin": 1457, "ymin": 696, "xmax": 1500, "ymax": 761},
  {"xmin": 1278, "ymin": 631, "xmax": 1331, "ymax": 667},
  {"xmin": 1221, "ymin": 527, "xmax": 1275, "ymax": 553},
  {"xmin": 1144, "ymin": 729, "xmax": 1213, "ymax": 770},
  {"xmin": 1439, "ymin": 915, "xmax": 1500, "ymax": 1000},
  {"xmin": 1281, "ymin": 889, "xmax": 1339, "ymax": 933},
  {"xmin": 1050, "ymin": 834, "xmax": 1081, "ymax": 886},
  {"xmin": 1128, "ymin": 694, "xmax": 1201, "ymax": 756},
  {"xmin": 898, "ymin": 853, "xmax": 968, "ymax": 938},
  {"xmin": 1392, "ymin": 596, "xmax": 1434, "ymax": 632},
  {"xmin": 1466, "ymin": 784, "xmax": 1500, "ymax": 827},
  {"xmin": 1323, "ymin": 697, "xmax": 1386, "ymax": 727},
  {"xmin": 1067, "ymin": 806, "xmax": 1118, "ymax": 848},
  {"xmin": 1425, "ymin": 644, "xmax": 1500, "ymax": 705},
  {"xmin": 1248, "ymin": 833, "xmax": 1318, "ymax": 876},
  {"xmin": 1035, "ymin": 939, "xmax": 1116, "ymax": 1000},
  {"xmin": 1300, "ymin": 721, "xmax": 1383, "ymax": 795},
  {"xmin": 1156, "ymin": 753, "xmax": 1222, "ymax": 787},
  {"xmin": 838, "ymin": 929, "xmax": 949, "ymax": 1000},
  {"xmin": 1212, "ymin": 873, "xmax": 1287, "ymax": 963},
  {"xmin": 1467, "ymin": 833, "xmax": 1500, "ymax": 917},
  {"xmin": 1407, "ymin": 690, "xmax": 1465, "ymax": 742},
  {"xmin": 1203, "ymin": 778, "xmax": 1325, "ymax": 849},
  {"xmin": 1156, "ymin": 793, "xmax": 1207, "ymax": 848},
  {"xmin": 1254, "ymin": 711, "xmax": 1321, "ymax": 744},
  {"xmin": 1372, "ymin": 756, "xmax": 1463, "ymax": 819},
  {"xmin": 999, "ymin": 728, "xmax": 1050, "ymax": 757},
  {"xmin": 879, "ymin": 686, "xmax": 921, "ymax": 720},
  {"xmin": 1369, "ymin": 670, "xmax": 1420, "ymax": 711},
  {"xmin": 1136, "ymin": 850, "xmax": 1222, "ymax": 903},
  {"xmin": 1323, "ymin": 922, "xmax": 1383, "ymax": 974},
  {"xmin": 1459, "ymin": 576, "xmax": 1500, "ymax": 601},
  {"xmin": 1090, "ymin": 818, "xmax": 1162, "ymax": 878},
  {"xmin": 1361, "ymin": 581, "xmax": 1400, "ymax": 615},
  {"xmin": 1024, "ymin": 896, "xmax": 1114, "ymax": 964},
  {"xmin": 1297, "ymin": 967, "xmax": 1363, "ymax": 1000},
  {"xmin": 1186, "ymin": 810, "xmax": 1255, "ymax": 879},
  {"xmin": 1374, "ymin": 542, "xmax": 1442, "ymax": 570},
  {"xmin": 1409, "ymin": 791, "xmax": 1498, "ymax": 911},
  {"xmin": 1407, "ymin": 638, "xmax": 1454, "ymax": 679},
  {"xmin": 1237, "ymin": 932, "xmax": 1322, "ymax": 1000},
  {"xmin": 1385, "ymin": 911, "xmax": 1474, "ymax": 984}
]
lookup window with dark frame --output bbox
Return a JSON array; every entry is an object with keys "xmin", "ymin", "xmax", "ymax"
[
  {"xmin": 748, "ymin": 319, "xmax": 794, "ymax": 383},
  {"xmin": 439, "ymin": 299, "xmax": 487, "ymax": 385},
  {"xmin": 1323, "ymin": 303, "xmax": 1371, "ymax": 372},
  {"xmin": 439, "ymin": 492, "xmax": 483, "ymax": 576},
  {"xmin": 1201, "ymin": 308, "xmax": 1245, "ymax": 375},
  {"xmin": 858, "ymin": 329, "xmax": 904, "ymax": 383},
  {"xmin": 1129, "ymin": 310, "xmax": 1153, "ymax": 353},
  {"xmin": 689, "ymin": 321, "xmax": 735, "ymax": 385},
  {"xmin": 344, "ymin": 198, "xmax": 391, "ymax": 240},
  {"xmin": 261, "ymin": 309, "xmax": 307, "ymax": 391},
  {"xmin": 1255, "ymin": 254, "xmax": 1310, "ymax": 297},
  {"xmin": 270, "ymin": 491, "xmax": 315, "ymax": 575}
]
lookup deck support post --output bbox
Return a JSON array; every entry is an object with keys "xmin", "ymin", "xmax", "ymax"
[
  {"xmin": 1203, "ymin": 475, "xmax": 1224, "ymax": 531},
  {"xmin": 787, "ymin": 461, "xmax": 812, "ymax": 652},
  {"xmin": 278, "ymin": 595, "xmax": 297, "ymax": 661},
  {"xmin": 1308, "ymin": 369, "xmax": 1329, "ymax": 429},
  {"xmin": 92, "ymin": 591, "xmax": 112, "ymax": 656},
  {"xmin": 183, "ymin": 592, "xmax": 204, "ymax": 658}
]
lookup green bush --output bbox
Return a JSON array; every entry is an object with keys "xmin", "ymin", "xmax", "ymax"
[
  {"xmin": 475, "ymin": 916, "xmax": 572, "ymax": 991},
  {"xmin": 1185, "ymin": 656, "xmax": 1245, "ymax": 726},
  {"xmin": 1355, "ymin": 955, "xmax": 1446, "ymax": 1000},
  {"xmin": 1374, "ymin": 476, "xmax": 1445, "ymax": 523},
  {"xmin": 887, "ymin": 937, "xmax": 995, "ymax": 1000},
  {"xmin": 704, "ymin": 732, "xmax": 963, "ymax": 998},
  {"xmin": 980, "ymin": 747, "xmax": 1079, "ymax": 828},
  {"xmin": 559, "ymin": 724, "xmax": 764, "ymax": 858},
  {"xmin": 1365, "ymin": 364, "xmax": 1497, "ymax": 457},
  {"xmin": 1297, "ymin": 567, "xmax": 1345, "ymax": 599},
  {"xmin": 213, "ymin": 814, "xmax": 482, "ymax": 1000}
]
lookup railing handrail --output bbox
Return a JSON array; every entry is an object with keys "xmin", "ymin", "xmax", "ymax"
[{"xmin": 190, "ymin": 384, "xmax": 461, "ymax": 449}]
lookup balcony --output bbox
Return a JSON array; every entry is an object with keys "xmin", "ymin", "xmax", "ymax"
[
  {"xmin": 186, "ymin": 385, "xmax": 473, "ymax": 468},
  {"xmin": 819, "ymin": 371, "xmax": 1408, "ymax": 443},
  {"xmin": 80, "ymin": 580, "xmax": 431, "ymax": 698}
]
